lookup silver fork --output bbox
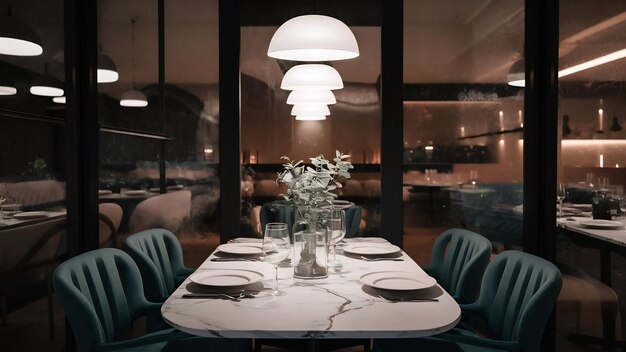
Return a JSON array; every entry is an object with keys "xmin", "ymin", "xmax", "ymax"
[{"xmin": 360, "ymin": 256, "xmax": 404, "ymax": 262}]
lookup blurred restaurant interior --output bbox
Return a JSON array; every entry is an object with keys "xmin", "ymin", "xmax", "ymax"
[{"xmin": 1, "ymin": 0, "xmax": 626, "ymax": 351}]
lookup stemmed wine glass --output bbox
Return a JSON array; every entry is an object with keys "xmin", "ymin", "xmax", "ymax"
[
  {"xmin": 556, "ymin": 183, "xmax": 566, "ymax": 217},
  {"xmin": 327, "ymin": 209, "xmax": 346, "ymax": 271},
  {"xmin": 262, "ymin": 223, "xmax": 291, "ymax": 296}
]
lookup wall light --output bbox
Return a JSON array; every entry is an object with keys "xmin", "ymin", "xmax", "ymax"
[{"xmin": 268, "ymin": 15, "xmax": 359, "ymax": 61}]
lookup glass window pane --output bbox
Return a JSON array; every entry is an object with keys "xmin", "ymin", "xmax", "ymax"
[
  {"xmin": 557, "ymin": 2, "xmax": 626, "ymax": 349},
  {"xmin": 403, "ymin": 0, "xmax": 524, "ymax": 267}
]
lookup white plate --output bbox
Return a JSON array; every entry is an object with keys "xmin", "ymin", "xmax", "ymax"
[
  {"xmin": 190, "ymin": 269, "xmax": 264, "ymax": 287},
  {"xmin": 571, "ymin": 204, "xmax": 593, "ymax": 210},
  {"xmin": 126, "ymin": 190, "xmax": 147, "ymax": 196},
  {"xmin": 98, "ymin": 190, "xmax": 112, "ymax": 195},
  {"xmin": 360, "ymin": 271, "xmax": 437, "ymax": 291},
  {"xmin": 216, "ymin": 243, "xmax": 264, "ymax": 255},
  {"xmin": 343, "ymin": 243, "xmax": 401, "ymax": 256},
  {"xmin": 342, "ymin": 237, "xmax": 388, "ymax": 243},
  {"xmin": 579, "ymin": 219, "xmax": 625, "ymax": 230},
  {"xmin": 13, "ymin": 211, "xmax": 49, "ymax": 220},
  {"xmin": 229, "ymin": 237, "xmax": 263, "ymax": 243}
]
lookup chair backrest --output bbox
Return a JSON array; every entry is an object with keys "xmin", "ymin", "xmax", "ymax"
[
  {"xmin": 123, "ymin": 228, "xmax": 186, "ymax": 301},
  {"xmin": 129, "ymin": 190, "xmax": 191, "ymax": 233},
  {"xmin": 0, "ymin": 217, "xmax": 67, "ymax": 276},
  {"xmin": 427, "ymin": 228, "xmax": 492, "ymax": 303},
  {"xmin": 53, "ymin": 248, "xmax": 149, "ymax": 351},
  {"xmin": 476, "ymin": 250, "xmax": 562, "ymax": 351},
  {"xmin": 99, "ymin": 203, "xmax": 123, "ymax": 248}
]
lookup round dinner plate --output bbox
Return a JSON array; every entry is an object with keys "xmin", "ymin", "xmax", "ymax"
[
  {"xmin": 98, "ymin": 190, "xmax": 112, "ymax": 195},
  {"xmin": 343, "ymin": 243, "xmax": 401, "ymax": 256},
  {"xmin": 126, "ymin": 190, "xmax": 148, "ymax": 196},
  {"xmin": 216, "ymin": 243, "xmax": 264, "ymax": 255},
  {"xmin": 342, "ymin": 237, "xmax": 388, "ymax": 244},
  {"xmin": 360, "ymin": 271, "xmax": 437, "ymax": 291},
  {"xmin": 190, "ymin": 269, "xmax": 264, "ymax": 287},
  {"xmin": 579, "ymin": 219, "xmax": 625, "ymax": 230},
  {"xmin": 571, "ymin": 204, "xmax": 593, "ymax": 210},
  {"xmin": 13, "ymin": 211, "xmax": 49, "ymax": 220}
]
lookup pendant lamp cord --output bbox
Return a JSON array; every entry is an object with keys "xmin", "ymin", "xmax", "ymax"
[{"xmin": 131, "ymin": 17, "xmax": 137, "ymax": 89}]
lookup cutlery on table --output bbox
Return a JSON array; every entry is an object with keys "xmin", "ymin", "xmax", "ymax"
[
  {"xmin": 210, "ymin": 257, "xmax": 261, "ymax": 262},
  {"xmin": 360, "ymin": 256, "xmax": 404, "ymax": 262},
  {"xmin": 182, "ymin": 291, "xmax": 259, "ymax": 301},
  {"xmin": 378, "ymin": 294, "xmax": 438, "ymax": 302}
]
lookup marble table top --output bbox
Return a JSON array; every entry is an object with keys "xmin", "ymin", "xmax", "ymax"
[
  {"xmin": 0, "ymin": 210, "xmax": 66, "ymax": 231},
  {"xmin": 161, "ymin": 241, "xmax": 461, "ymax": 339},
  {"xmin": 558, "ymin": 216, "xmax": 626, "ymax": 247}
]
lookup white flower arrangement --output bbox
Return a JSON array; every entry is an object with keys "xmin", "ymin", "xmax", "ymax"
[{"xmin": 277, "ymin": 150, "xmax": 353, "ymax": 209}]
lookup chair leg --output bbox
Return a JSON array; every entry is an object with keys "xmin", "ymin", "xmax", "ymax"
[{"xmin": 46, "ymin": 267, "xmax": 55, "ymax": 340}]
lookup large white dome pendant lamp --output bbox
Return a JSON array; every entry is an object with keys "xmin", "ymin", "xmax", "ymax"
[
  {"xmin": 281, "ymin": 64, "xmax": 343, "ymax": 91},
  {"xmin": 268, "ymin": 15, "xmax": 359, "ymax": 61},
  {"xmin": 0, "ymin": 1, "xmax": 43, "ymax": 57},
  {"xmin": 120, "ymin": 18, "xmax": 147, "ymax": 107},
  {"xmin": 0, "ymin": 85, "xmax": 17, "ymax": 95},
  {"xmin": 287, "ymin": 90, "xmax": 336, "ymax": 105}
]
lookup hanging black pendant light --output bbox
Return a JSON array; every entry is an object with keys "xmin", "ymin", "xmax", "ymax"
[{"xmin": 0, "ymin": 2, "xmax": 43, "ymax": 56}]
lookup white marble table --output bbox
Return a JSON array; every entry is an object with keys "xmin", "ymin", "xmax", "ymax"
[
  {"xmin": 558, "ymin": 217, "xmax": 626, "ymax": 248},
  {"xmin": 161, "ymin": 243, "xmax": 461, "ymax": 339}
]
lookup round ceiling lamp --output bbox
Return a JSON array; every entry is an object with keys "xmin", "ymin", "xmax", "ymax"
[
  {"xmin": 0, "ymin": 16, "xmax": 43, "ymax": 56},
  {"xmin": 30, "ymin": 74, "xmax": 64, "ymax": 97},
  {"xmin": 0, "ymin": 85, "xmax": 17, "ymax": 95},
  {"xmin": 120, "ymin": 18, "xmax": 147, "ymax": 107},
  {"xmin": 97, "ymin": 53, "xmax": 119, "ymax": 83},
  {"xmin": 52, "ymin": 96, "xmax": 65, "ymax": 104},
  {"xmin": 507, "ymin": 58, "xmax": 525, "ymax": 87},
  {"xmin": 268, "ymin": 15, "xmax": 359, "ymax": 61},
  {"xmin": 287, "ymin": 90, "xmax": 336, "ymax": 105},
  {"xmin": 281, "ymin": 64, "xmax": 343, "ymax": 91},
  {"xmin": 291, "ymin": 104, "xmax": 330, "ymax": 116},
  {"xmin": 120, "ymin": 89, "xmax": 148, "ymax": 107}
]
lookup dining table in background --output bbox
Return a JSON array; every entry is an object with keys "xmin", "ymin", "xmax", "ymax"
[{"xmin": 161, "ymin": 241, "xmax": 461, "ymax": 350}]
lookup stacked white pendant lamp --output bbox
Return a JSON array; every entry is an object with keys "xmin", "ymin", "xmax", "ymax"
[{"xmin": 268, "ymin": 14, "xmax": 359, "ymax": 121}]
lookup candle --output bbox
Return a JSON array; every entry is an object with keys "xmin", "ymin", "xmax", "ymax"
[
  {"xmin": 598, "ymin": 108, "xmax": 604, "ymax": 131},
  {"xmin": 460, "ymin": 126, "xmax": 465, "ymax": 137},
  {"xmin": 600, "ymin": 154, "xmax": 604, "ymax": 168},
  {"xmin": 499, "ymin": 111, "xmax": 504, "ymax": 131},
  {"xmin": 518, "ymin": 110, "xmax": 523, "ymax": 127}
]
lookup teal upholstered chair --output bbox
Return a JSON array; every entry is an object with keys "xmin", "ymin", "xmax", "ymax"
[
  {"xmin": 424, "ymin": 228, "xmax": 492, "ymax": 303},
  {"xmin": 53, "ymin": 248, "xmax": 251, "ymax": 352},
  {"xmin": 123, "ymin": 228, "xmax": 194, "ymax": 302},
  {"xmin": 374, "ymin": 250, "xmax": 562, "ymax": 352}
]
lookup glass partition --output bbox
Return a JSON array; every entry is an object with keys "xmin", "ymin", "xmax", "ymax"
[
  {"xmin": 557, "ymin": 1, "xmax": 626, "ymax": 349},
  {"xmin": 0, "ymin": 0, "xmax": 67, "ymax": 346},
  {"xmin": 403, "ymin": 0, "xmax": 524, "ymax": 266}
]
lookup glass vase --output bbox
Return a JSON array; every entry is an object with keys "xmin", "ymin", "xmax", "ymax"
[{"xmin": 292, "ymin": 206, "xmax": 329, "ymax": 279}]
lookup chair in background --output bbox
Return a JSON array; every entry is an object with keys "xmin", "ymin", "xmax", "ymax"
[
  {"xmin": 424, "ymin": 228, "xmax": 492, "ymax": 303},
  {"xmin": 123, "ymin": 228, "xmax": 194, "ymax": 303},
  {"xmin": 129, "ymin": 190, "xmax": 191, "ymax": 234},
  {"xmin": 99, "ymin": 203, "xmax": 123, "ymax": 248},
  {"xmin": 53, "ymin": 248, "xmax": 251, "ymax": 352},
  {"xmin": 0, "ymin": 217, "xmax": 66, "ymax": 340},
  {"xmin": 374, "ymin": 250, "xmax": 562, "ymax": 352}
]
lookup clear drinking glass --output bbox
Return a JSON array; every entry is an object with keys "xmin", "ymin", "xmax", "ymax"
[
  {"xmin": 557, "ymin": 183, "xmax": 566, "ymax": 217},
  {"xmin": 327, "ymin": 209, "xmax": 346, "ymax": 271},
  {"xmin": 262, "ymin": 222, "xmax": 291, "ymax": 296}
]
